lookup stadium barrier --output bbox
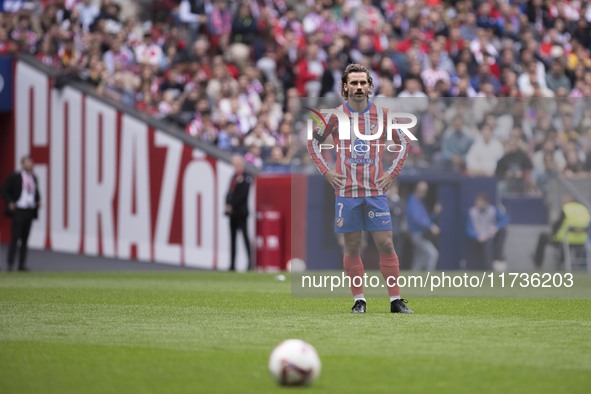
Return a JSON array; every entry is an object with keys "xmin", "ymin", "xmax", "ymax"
[
  {"xmin": 0, "ymin": 55, "xmax": 255, "ymax": 271},
  {"xmin": 0, "ymin": 56, "xmax": 13, "ymax": 112},
  {"xmin": 256, "ymin": 209, "xmax": 283, "ymax": 271}
]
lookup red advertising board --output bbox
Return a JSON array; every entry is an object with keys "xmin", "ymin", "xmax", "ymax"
[{"xmin": 0, "ymin": 60, "xmax": 254, "ymax": 271}]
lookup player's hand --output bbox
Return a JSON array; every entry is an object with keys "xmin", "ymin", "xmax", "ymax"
[
  {"xmin": 225, "ymin": 204, "xmax": 232, "ymax": 215},
  {"xmin": 8, "ymin": 202, "xmax": 15, "ymax": 211},
  {"xmin": 376, "ymin": 173, "xmax": 393, "ymax": 190},
  {"xmin": 324, "ymin": 170, "xmax": 346, "ymax": 190}
]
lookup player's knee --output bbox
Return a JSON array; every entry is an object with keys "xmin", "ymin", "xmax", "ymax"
[
  {"xmin": 375, "ymin": 238, "xmax": 395, "ymax": 255},
  {"xmin": 344, "ymin": 243, "xmax": 361, "ymax": 256}
]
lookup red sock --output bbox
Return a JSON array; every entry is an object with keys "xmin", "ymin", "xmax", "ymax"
[
  {"xmin": 343, "ymin": 255, "xmax": 364, "ymax": 296},
  {"xmin": 380, "ymin": 253, "xmax": 400, "ymax": 297}
]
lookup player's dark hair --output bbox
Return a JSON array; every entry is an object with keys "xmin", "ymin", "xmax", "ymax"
[{"xmin": 341, "ymin": 64, "xmax": 373, "ymax": 98}]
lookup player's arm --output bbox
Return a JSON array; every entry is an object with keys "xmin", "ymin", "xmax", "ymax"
[
  {"xmin": 307, "ymin": 115, "xmax": 345, "ymax": 189},
  {"xmin": 385, "ymin": 126, "xmax": 411, "ymax": 179},
  {"xmin": 306, "ymin": 114, "xmax": 335, "ymax": 175},
  {"xmin": 376, "ymin": 117, "xmax": 411, "ymax": 189}
]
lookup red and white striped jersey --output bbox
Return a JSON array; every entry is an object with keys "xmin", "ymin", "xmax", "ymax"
[{"xmin": 307, "ymin": 101, "xmax": 410, "ymax": 198}]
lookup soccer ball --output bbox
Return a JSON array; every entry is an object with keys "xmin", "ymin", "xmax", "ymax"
[
  {"xmin": 268, "ymin": 339, "xmax": 321, "ymax": 386},
  {"xmin": 286, "ymin": 258, "xmax": 306, "ymax": 273}
]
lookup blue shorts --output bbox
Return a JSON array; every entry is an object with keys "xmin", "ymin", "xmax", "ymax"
[{"xmin": 334, "ymin": 195, "xmax": 392, "ymax": 233}]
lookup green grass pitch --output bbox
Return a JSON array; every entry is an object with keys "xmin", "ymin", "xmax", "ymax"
[{"xmin": 0, "ymin": 271, "xmax": 590, "ymax": 393}]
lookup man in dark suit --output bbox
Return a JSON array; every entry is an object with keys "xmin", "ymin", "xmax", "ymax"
[
  {"xmin": 2, "ymin": 155, "xmax": 41, "ymax": 272},
  {"xmin": 225, "ymin": 155, "xmax": 252, "ymax": 271}
]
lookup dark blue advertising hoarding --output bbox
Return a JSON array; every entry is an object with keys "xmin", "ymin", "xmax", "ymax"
[{"xmin": 0, "ymin": 56, "xmax": 14, "ymax": 112}]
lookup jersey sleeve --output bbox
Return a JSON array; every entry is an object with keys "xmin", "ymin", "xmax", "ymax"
[
  {"xmin": 307, "ymin": 113, "xmax": 337, "ymax": 175},
  {"xmin": 384, "ymin": 112, "xmax": 411, "ymax": 179}
]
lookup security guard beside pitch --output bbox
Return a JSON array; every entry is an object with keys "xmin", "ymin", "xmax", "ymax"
[{"xmin": 533, "ymin": 195, "xmax": 590, "ymax": 268}]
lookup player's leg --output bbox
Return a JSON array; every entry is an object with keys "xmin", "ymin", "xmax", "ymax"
[
  {"xmin": 370, "ymin": 230, "xmax": 402, "ymax": 299},
  {"xmin": 364, "ymin": 197, "xmax": 399, "ymax": 293},
  {"xmin": 365, "ymin": 196, "xmax": 413, "ymax": 313},
  {"xmin": 335, "ymin": 196, "xmax": 366, "ymax": 313},
  {"xmin": 343, "ymin": 231, "xmax": 366, "ymax": 313}
]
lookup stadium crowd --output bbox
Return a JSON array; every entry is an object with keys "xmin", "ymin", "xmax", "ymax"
[{"xmin": 2, "ymin": 0, "xmax": 591, "ymax": 194}]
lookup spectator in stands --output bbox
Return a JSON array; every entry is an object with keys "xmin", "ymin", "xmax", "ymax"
[
  {"xmin": 159, "ymin": 67, "xmax": 185, "ymax": 98},
  {"xmin": 466, "ymin": 193, "xmax": 510, "ymax": 271},
  {"xmin": 177, "ymin": 0, "xmax": 205, "ymax": 38},
  {"xmin": 546, "ymin": 58, "xmax": 572, "ymax": 94},
  {"xmin": 397, "ymin": 76, "xmax": 429, "ymax": 113},
  {"xmin": 533, "ymin": 137, "xmax": 566, "ymax": 176},
  {"xmin": 77, "ymin": 0, "xmax": 100, "ymax": 33},
  {"xmin": 562, "ymin": 147, "xmax": 589, "ymax": 179},
  {"xmin": 263, "ymin": 146, "xmax": 290, "ymax": 173},
  {"xmin": 230, "ymin": 3, "xmax": 258, "ymax": 46},
  {"xmin": 7, "ymin": 0, "xmax": 591, "ymax": 176},
  {"xmin": 295, "ymin": 43, "xmax": 324, "ymax": 98},
  {"xmin": 244, "ymin": 124, "xmax": 276, "ymax": 151},
  {"xmin": 102, "ymin": 36, "xmax": 134, "ymax": 74},
  {"xmin": 435, "ymin": 113, "xmax": 474, "ymax": 172},
  {"xmin": 214, "ymin": 117, "xmax": 233, "ymax": 151},
  {"xmin": 421, "ymin": 50, "xmax": 451, "ymax": 95},
  {"xmin": 220, "ymin": 121, "xmax": 242, "ymax": 152},
  {"xmin": 473, "ymin": 82, "xmax": 498, "ymax": 123},
  {"xmin": 407, "ymin": 182, "xmax": 441, "ymax": 271},
  {"xmin": 207, "ymin": 0, "xmax": 232, "ymax": 51},
  {"xmin": 320, "ymin": 55, "xmax": 344, "ymax": 98},
  {"xmin": 135, "ymin": 32, "xmax": 164, "ymax": 68},
  {"xmin": 533, "ymin": 195, "xmax": 590, "ymax": 269},
  {"xmin": 0, "ymin": 26, "xmax": 17, "ymax": 55},
  {"xmin": 196, "ymin": 109, "xmax": 219, "ymax": 143},
  {"xmin": 10, "ymin": 14, "xmax": 37, "ymax": 54},
  {"xmin": 533, "ymin": 153, "xmax": 558, "ymax": 194},
  {"xmin": 103, "ymin": 72, "xmax": 136, "ymax": 106},
  {"xmin": 466, "ymin": 123, "xmax": 504, "ymax": 176},
  {"xmin": 36, "ymin": 38, "xmax": 59, "ymax": 67},
  {"xmin": 415, "ymin": 99, "xmax": 445, "ymax": 162},
  {"xmin": 470, "ymin": 60, "xmax": 501, "ymax": 95},
  {"xmin": 245, "ymin": 145, "xmax": 263, "ymax": 169},
  {"xmin": 495, "ymin": 137, "xmax": 534, "ymax": 195}
]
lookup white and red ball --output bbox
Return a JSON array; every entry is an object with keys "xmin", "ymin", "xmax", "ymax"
[{"xmin": 268, "ymin": 339, "xmax": 321, "ymax": 386}]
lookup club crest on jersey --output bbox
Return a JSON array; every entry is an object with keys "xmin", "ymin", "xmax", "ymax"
[{"xmin": 354, "ymin": 138, "xmax": 369, "ymax": 157}]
